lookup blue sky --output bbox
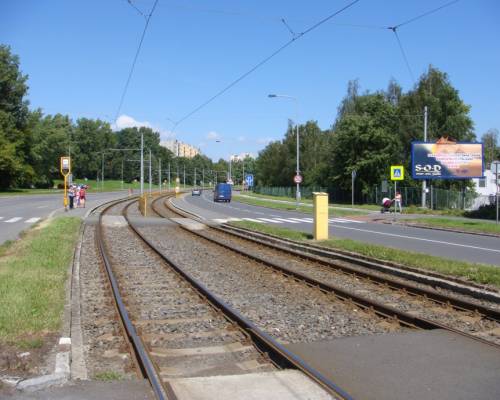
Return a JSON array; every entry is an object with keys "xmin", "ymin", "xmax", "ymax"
[{"xmin": 2, "ymin": 0, "xmax": 499, "ymax": 161}]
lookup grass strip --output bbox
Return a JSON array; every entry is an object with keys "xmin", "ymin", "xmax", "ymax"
[
  {"xmin": 229, "ymin": 221, "xmax": 500, "ymax": 288},
  {"xmin": 0, "ymin": 217, "xmax": 81, "ymax": 345},
  {"xmin": 408, "ymin": 217, "xmax": 500, "ymax": 235},
  {"xmin": 233, "ymin": 195, "xmax": 369, "ymax": 217}
]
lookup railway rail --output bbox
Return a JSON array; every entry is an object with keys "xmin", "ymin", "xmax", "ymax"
[
  {"xmin": 94, "ymin": 197, "xmax": 353, "ymax": 400},
  {"xmin": 152, "ymin": 193, "xmax": 500, "ymax": 348}
]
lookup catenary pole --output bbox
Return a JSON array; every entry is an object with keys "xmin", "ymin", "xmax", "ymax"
[{"xmin": 422, "ymin": 106, "xmax": 428, "ymax": 207}]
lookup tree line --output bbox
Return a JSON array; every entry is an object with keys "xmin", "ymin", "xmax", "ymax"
[
  {"xmin": 255, "ymin": 70, "xmax": 499, "ymax": 200},
  {"xmin": 0, "ymin": 45, "xmax": 251, "ymax": 189}
]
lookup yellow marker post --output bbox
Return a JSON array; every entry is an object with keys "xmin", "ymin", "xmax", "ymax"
[
  {"xmin": 313, "ymin": 192, "xmax": 329, "ymax": 241},
  {"xmin": 175, "ymin": 177, "xmax": 180, "ymax": 197},
  {"xmin": 60, "ymin": 156, "xmax": 71, "ymax": 210}
]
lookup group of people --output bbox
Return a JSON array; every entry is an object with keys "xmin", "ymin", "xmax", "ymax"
[
  {"xmin": 68, "ymin": 184, "xmax": 87, "ymax": 209},
  {"xmin": 381, "ymin": 191, "xmax": 403, "ymax": 213}
]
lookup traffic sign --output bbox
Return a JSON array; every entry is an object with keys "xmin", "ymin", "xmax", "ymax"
[
  {"xmin": 390, "ymin": 165, "xmax": 404, "ymax": 181},
  {"xmin": 60, "ymin": 156, "xmax": 71, "ymax": 176},
  {"xmin": 245, "ymin": 174, "xmax": 254, "ymax": 187},
  {"xmin": 294, "ymin": 174, "xmax": 303, "ymax": 184},
  {"xmin": 492, "ymin": 160, "xmax": 500, "ymax": 174}
]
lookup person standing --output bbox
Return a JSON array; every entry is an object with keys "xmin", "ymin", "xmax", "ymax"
[
  {"xmin": 394, "ymin": 191, "xmax": 403, "ymax": 213},
  {"xmin": 80, "ymin": 185, "xmax": 86, "ymax": 208},
  {"xmin": 68, "ymin": 185, "xmax": 75, "ymax": 210}
]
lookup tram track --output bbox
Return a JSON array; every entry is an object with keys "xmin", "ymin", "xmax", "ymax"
[
  {"xmin": 94, "ymin": 196, "xmax": 353, "ymax": 399},
  {"xmin": 152, "ymin": 193, "xmax": 500, "ymax": 348}
]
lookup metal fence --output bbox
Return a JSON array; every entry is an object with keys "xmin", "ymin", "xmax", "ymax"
[{"xmin": 253, "ymin": 185, "xmax": 482, "ymax": 210}]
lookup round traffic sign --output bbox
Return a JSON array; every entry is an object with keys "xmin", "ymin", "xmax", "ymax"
[{"xmin": 294, "ymin": 175, "xmax": 303, "ymax": 184}]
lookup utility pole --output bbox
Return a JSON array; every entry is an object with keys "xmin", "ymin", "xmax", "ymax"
[
  {"xmin": 121, "ymin": 159, "xmax": 124, "ymax": 191},
  {"xmin": 183, "ymin": 164, "xmax": 186, "ymax": 188},
  {"xmin": 422, "ymin": 106, "xmax": 428, "ymax": 207},
  {"xmin": 194, "ymin": 167, "xmax": 197, "ymax": 187},
  {"xmin": 242, "ymin": 161, "xmax": 245, "ymax": 191},
  {"xmin": 229, "ymin": 157, "xmax": 232, "ymax": 182},
  {"xmin": 101, "ymin": 152, "xmax": 104, "ymax": 191},
  {"xmin": 168, "ymin": 162, "xmax": 171, "ymax": 191},
  {"xmin": 202, "ymin": 168, "xmax": 205, "ymax": 188},
  {"xmin": 149, "ymin": 149, "xmax": 152, "ymax": 195},
  {"xmin": 159, "ymin": 158, "xmax": 162, "ymax": 193},
  {"xmin": 140, "ymin": 132, "xmax": 144, "ymax": 196}
]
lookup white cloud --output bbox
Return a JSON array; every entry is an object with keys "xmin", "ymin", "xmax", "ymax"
[
  {"xmin": 206, "ymin": 131, "xmax": 221, "ymax": 140},
  {"xmin": 113, "ymin": 114, "xmax": 175, "ymax": 140},
  {"xmin": 237, "ymin": 136, "xmax": 246, "ymax": 142}
]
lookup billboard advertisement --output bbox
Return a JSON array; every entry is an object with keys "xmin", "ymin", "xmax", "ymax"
[{"xmin": 411, "ymin": 142, "xmax": 484, "ymax": 179}]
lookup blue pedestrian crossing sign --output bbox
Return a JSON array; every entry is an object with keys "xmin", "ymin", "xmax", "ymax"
[
  {"xmin": 245, "ymin": 174, "xmax": 254, "ymax": 187},
  {"xmin": 390, "ymin": 165, "xmax": 404, "ymax": 181}
]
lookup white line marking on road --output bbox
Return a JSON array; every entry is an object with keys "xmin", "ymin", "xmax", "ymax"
[
  {"xmin": 257, "ymin": 218, "xmax": 283, "ymax": 223},
  {"xmin": 334, "ymin": 225, "xmax": 500, "ymax": 254},
  {"xmin": 273, "ymin": 218, "xmax": 300, "ymax": 224},
  {"xmin": 329, "ymin": 218, "xmax": 364, "ymax": 224},
  {"xmin": 288, "ymin": 218, "xmax": 313, "ymax": 223},
  {"xmin": 241, "ymin": 218, "xmax": 266, "ymax": 223},
  {"xmin": 25, "ymin": 217, "xmax": 41, "ymax": 223},
  {"xmin": 5, "ymin": 217, "xmax": 22, "ymax": 223},
  {"xmin": 0, "ymin": 217, "xmax": 4, "ymax": 220},
  {"xmin": 227, "ymin": 218, "xmax": 242, "ymax": 222},
  {"xmin": 37, "ymin": 205, "xmax": 49, "ymax": 209},
  {"xmin": 212, "ymin": 219, "xmax": 229, "ymax": 224}
]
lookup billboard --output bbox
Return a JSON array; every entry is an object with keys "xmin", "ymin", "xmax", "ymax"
[{"xmin": 411, "ymin": 142, "xmax": 484, "ymax": 179}]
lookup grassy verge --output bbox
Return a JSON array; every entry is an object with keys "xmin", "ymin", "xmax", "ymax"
[
  {"xmin": 0, "ymin": 188, "xmax": 63, "ymax": 196},
  {"xmin": 233, "ymin": 195, "xmax": 369, "ymax": 217},
  {"xmin": 0, "ymin": 217, "xmax": 81, "ymax": 346},
  {"xmin": 408, "ymin": 217, "xmax": 500, "ymax": 235},
  {"xmin": 229, "ymin": 221, "xmax": 500, "ymax": 288}
]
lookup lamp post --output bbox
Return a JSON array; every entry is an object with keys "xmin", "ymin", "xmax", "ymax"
[{"xmin": 268, "ymin": 94, "xmax": 300, "ymax": 208}]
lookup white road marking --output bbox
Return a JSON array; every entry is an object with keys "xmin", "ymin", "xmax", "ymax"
[
  {"xmin": 241, "ymin": 218, "xmax": 266, "ymax": 223},
  {"xmin": 288, "ymin": 218, "xmax": 313, "ymax": 223},
  {"xmin": 273, "ymin": 218, "xmax": 300, "ymax": 224},
  {"xmin": 0, "ymin": 217, "xmax": 4, "ymax": 220},
  {"xmin": 25, "ymin": 217, "xmax": 41, "ymax": 223},
  {"xmin": 212, "ymin": 219, "xmax": 229, "ymax": 224},
  {"xmin": 36, "ymin": 205, "xmax": 49, "ymax": 209},
  {"xmin": 329, "ymin": 218, "xmax": 364, "ymax": 224},
  {"xmin": 334, "ymin": 225, "xmax": 500, "ymax": 254},
  {"xmin": 227, "ymin": 218, "xmax": 242, "ymax": 222},
  {"xmin": 257, "ymin": 218, "xmax": 283, "ymax": 223},
  {"xmin": 5, "ymin": 217, "xmax": 22, "ymax": 223}
]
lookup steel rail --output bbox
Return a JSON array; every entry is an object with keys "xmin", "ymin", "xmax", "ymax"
[
  {"xmin": 160, "ymin": 193, "xmax": 500, "ymax": 320},
  {"xmin": 155, "ymin": 194, "xmax": 500, "ymax": 349},
  {"xmin": 131, "ymin": 197, "xmax": 355, "ymax": 400},
  {"xmin": 96, "ymin": 199, "xmax": 172, "ymax": 400}
]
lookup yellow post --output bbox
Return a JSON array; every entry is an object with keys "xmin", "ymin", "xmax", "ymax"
[
  {"xmin": 175, "ymin": 177, "xmax": 180, "ymax": 197},
  {"xmin": 313, "ymin": 192, "xmax": 329, "ymax": 240},
  {"xmin": 63, "ymin": 175, "xmax": 68, "ymax": 209}
]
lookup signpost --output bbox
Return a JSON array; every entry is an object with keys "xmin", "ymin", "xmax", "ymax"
[
  {"xmin": 245, "ymin": 174, "xmax": 254, "ymax": 188},
  {"xmin": 294, "ymin": 174, "xmax": 302, "ymax": 184},
  {"xmin": 60, "ymin": 156, "xmax": 71, "ymax": 210},
  {"xmin": 492, "ymin": 160, "xmax": 500, "ymax": 225},
  {"xmin": 351, "ymin": 170, "xmax": 356, "ymax": 207},
  {"xmin": 390, "ymin": 166, "xmax": 404, "ymax": 215}
]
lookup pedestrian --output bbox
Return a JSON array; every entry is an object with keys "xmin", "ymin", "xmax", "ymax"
[
  {"xmin": 80, "ymin": 185, "xmax": 86, "ymax": 208},
  {"xmin": 68, "ymin": 185, "xmax": 75, "ymax": 209},
  {"xmin": 394, "ymin": 191, "xmax": 403, "ymax": 213},
  {"xmin": 75, "ymin": 185, "xmax": 80, "ymax": 208}
]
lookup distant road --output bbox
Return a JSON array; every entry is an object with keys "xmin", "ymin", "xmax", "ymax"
[
  {"xmin": 172, "ymin": 191, "xmax": 500, "ymax": 267},
  {"xmin": 0, "ymin": 191, "xmax": 127, "ymax": 244}
]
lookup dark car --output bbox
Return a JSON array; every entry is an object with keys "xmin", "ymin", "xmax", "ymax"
[
  {"xmin": 192, "ymin": 188, "xmax": 201, "ymax": 196},
  {"xmin": 213, "ymin": 183, "xmax": 232, "ymax": 202}
]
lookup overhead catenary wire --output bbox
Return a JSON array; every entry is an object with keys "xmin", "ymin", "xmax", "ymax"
[
  {"xmin": 114, "ymin": 0, "xmax": 159, "ymax": 123},
  {"xmin": 173, "ymin": 0, "xmax": 361, "ymax": 127},
  {"xmin": 387, "ymin": 0, "xmax": 461, "ymax": 84}
]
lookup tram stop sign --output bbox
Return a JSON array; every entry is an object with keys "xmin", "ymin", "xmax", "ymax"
[
  {"xmin": 390, "ymin": 165, "xmax": 404, "ymax": 181},
  {"xmin": 294, "ymin": 174, "xmax": 303, "ymax": 184},
  {"xmin": 60, "ymin": 156, "xmax": 71, "ymax": 176}
]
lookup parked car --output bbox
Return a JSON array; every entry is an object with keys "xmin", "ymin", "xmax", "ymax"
[
  {"xmin": 213, "ymin": 183, "xmax": 232, "ymax": 202},
  {"xmin": 191, "ymin": 188, "xmax": 201, "ymax": 196}
]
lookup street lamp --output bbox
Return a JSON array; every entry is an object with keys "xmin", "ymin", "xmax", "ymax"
[{"xmin": 268, "ymin": 94, "xmax": 301, "ymax": 208}]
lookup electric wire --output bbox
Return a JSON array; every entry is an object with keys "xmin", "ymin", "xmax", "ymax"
[
  {"xmin": 114, "ymin": 0, "xmax": 159, "ymax": 123},
  {"xmin": 173, "ymin": 0, "xmax": 361, "ymax": 127},
  {"xmin": 392, "ymin": 29, "xmax": 415, "ymax": 84},
  {"xmin": 126, "ymin": 0, "xmax": 147, "ymax": 19},
  {"xmin": 391, "ymin": 0, "xmax": 460, "ymax": 30}
]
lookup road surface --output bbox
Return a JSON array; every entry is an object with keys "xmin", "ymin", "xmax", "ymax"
[{"xmin": 173, "ymin": 190, "xmax": 500, "ymax": 267}]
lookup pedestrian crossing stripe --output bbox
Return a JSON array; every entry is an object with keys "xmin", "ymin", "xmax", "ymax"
[
  {"xmin": 25, "ymin": 217, "xmax": 41, "ymax": 223},
  {"xmin": 1, "ymin": 216, "xmax": 42, "ymax": 224},
  {"xmin": 5, "ymin": 217, "xmax": 22, "ymax": 223}
]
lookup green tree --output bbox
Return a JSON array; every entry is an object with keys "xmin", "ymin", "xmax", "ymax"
[
  {"xmin": 482, "ymin": 128, "xmax": 499, "ymax": 168},
  {"xmin": 0, "ymin": 45, "xmax": 33, "ymax": 188}
]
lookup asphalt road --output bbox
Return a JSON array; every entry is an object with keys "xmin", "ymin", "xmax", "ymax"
[
  {"xmin": 0, "ymin": 191, "xmax": 128, "ymax": 244},
  {"xmin": 173, "ymin": 190, "xmax": 500, "ymax": 267}
]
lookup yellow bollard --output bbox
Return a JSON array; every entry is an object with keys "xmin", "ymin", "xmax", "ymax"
[{"xmin": 313, "ymin": 192, "xmax": 329, "ymax": 240}]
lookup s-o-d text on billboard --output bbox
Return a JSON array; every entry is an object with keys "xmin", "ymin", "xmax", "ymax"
[{"xmin": 411, "ymin": 142, "xmax": 484, "ymax": 180}]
